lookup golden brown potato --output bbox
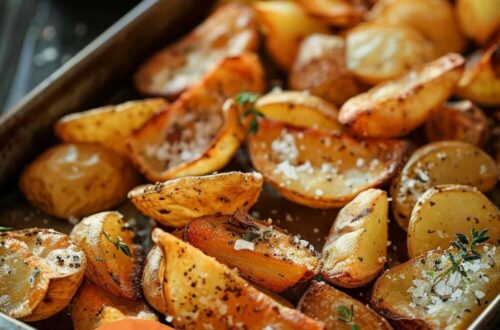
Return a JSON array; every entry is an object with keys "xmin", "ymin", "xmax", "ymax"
[
  {"xmin": 19, "ymin": 143, "xmax": 140, "ymax": 219},
  {"xmin": 141, "ymin": 246, "xmax": 167, "ymax": 315},
  {"xmin": 321, "ymin": 189, "xmax": 388, "ymax": 288},
  {"xmin": 71, "ymin": 280, "xmax": 158, "ymax": 330},
  {"xmin": 299, "ymin": 281, "xmax": 393, "ymax": 330},
  {"xmin": 70, "ymin": 212, "xmax": 143, "ymax": 300},
  {"xmin": 127, "ymin": 53, "xmax": 264, "ymax": 181},
  {"xmin": 128, "ymin": 171, "xmax": 263, "ymax": 228},
  {"xmin": 289, "ymin": 34, "xmax": 366, "ymax": 107},
  {"xmin": 425, "ymin": 101, "xmax": 489, "ymax": 146},
  {"xmin": 369, "ymin": 0, "xmax": 466, "ymax": 56},
  {"xmin": 152, "ymin": 228, "xmax": 323, "ymax": 329},
  {"xmin": 371, "ymin": 243, "xmax": 500, "ymax": 329},
  {"xmin": 254, "ymin": 91, "xmax": 343, "ymax": 131},
  {"xmin": 457, "ymin": 43, "xmax": 500, "ymax": 106},
  {"xmin": 0, "ymin": 228, "xmax": 86, "ymax": 321},
  {"xmin": 248, "ymin": 119, "xmax": 407, "ymax": 208},
  {"xmin": 184, "ymin": 210, "xmax": 319, "ymax": 292},
  {"xmin": 456, "ymin": 0, "xmax": 500, "ymax": 45},
  {"xmin": 391, "ymin": 141, "xmax": 499, "ymax": 231},
  {"xmin": 55, "ymin": 98, "xmax": 167, "ymax": 154},
  {"xmin": 134, "ymin": 3, "xmax": 259, "ymax": 98},
  {"xmin": 253, "ymin": 1, "xmax": 330, "ymax": 71},
  {"xmin": 340, "ymin": 53, "xmax": 465, "ymax": 138},
  {"xmin": 407, "ymin": 185, "xmax": 500, "ymax": 258},
  {"xmin": 294, "ymin": 0, "xmax": 365, "ymax": 26},
  {"xmin": 345, "ymin": 22, "xmax": 435, "ymax": 85}
]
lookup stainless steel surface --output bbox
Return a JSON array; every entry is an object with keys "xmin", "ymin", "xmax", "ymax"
[{"xmin": 0, "ymin": 313, "xmax": 35, "ymax": 330}]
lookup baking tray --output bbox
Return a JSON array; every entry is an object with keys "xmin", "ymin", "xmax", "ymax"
[{"xmin": 0, "ymin": 0, "xmax": 498, "ymax": 329}]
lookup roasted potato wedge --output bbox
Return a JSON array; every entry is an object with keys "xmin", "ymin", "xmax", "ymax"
[
  {"xmin": 184, "ymin": 210, "xmax": 319, "ymax": 292},
  {"xmin": 0, "ymin": 229, "xmax": 86, "ymax": 321},
  {"xmin": 128, "ymin": 53, "xmax": 264, "ymax": 181},
  {"xmin": 253, "ymin": 1, "xmax": 330, "ymax": 71},
  {"xmin": 254, "ymin": 91, "xmax": 343, "ymax": 131},
  {"xmin": 456, "ymin": 0, "xmax": 500, "ymax": 45},
  {"xmin": 128, "ymin": 171, "xmax": 263, "ymax": 228},
  {"xmin": 142, "ymin": 245, "xmax": 167, "ymax": 315},
  {"xmin": 70, "ymin": 211, "xmax": 142, "ymax": 300},
  {"xmin": 299, "ymin": 281, "xmax": 393, "ymax": 330},
  {"xmin": 289, "ymin": 34, "xmax": 365, "ymax": 107},
  {"xmin": 391, "ymin": 141, "xmax": 499, "ymax": 231},
  {"xmin": 407, "ymin": 185, "xmax": 500, "ymax": 258},
  {"xmin": 425, "ymin": 101, "xmax": 489, "ymax": 146},
  {"xmin": 71, "ymin": 280, "xmax": 158, "ymax": 330},
  {"xmin": 19, "ymin": 143, "xmax": 140, "ymax": 219},
  {"xmin": 152, "ymin": 228, "xmax": 323, "ymax": 329},
  {"xmin": 369, "ymin": 0, "xmax": 465, "ymax": 56},
  {"xmin": 457, "ymin": 43, "xmax": 500, "ymax": 106},
  {"xmin": 134, "ymin": 3, "xmax": 258, "ymax": 98},
  {"xmin": 371, "ymin": 244, "xmax": 500, "ymax": 329},
  {"xmin": 340, "ymin": 53, "xmax": 465, "ymax": 138},
  {"xmin": 345, "ymin": 22, "xmax": 435, "ymax": 85},
  {"xmin": 248, "ymin": 119, "xmax": 407, "ymax": 208},
  {"xmin": 55, "ymin": 99, "xmax": 167, "ymax": 154},
  {"xmin": 321, "ymin": 189, "xmax": 388, "ymax": 288},
  {"xmin": 294, "ymin": 0, "xmax": 365, "ymax": 27}
]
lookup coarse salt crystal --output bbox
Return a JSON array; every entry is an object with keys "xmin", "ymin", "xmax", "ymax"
[
  {"xmin": 474, "ymin": 290, "xmax": 485, "ymax": 299},
  {"xmin": 234, "ymin": 239, "xmax": 255, "ymax": 251}
]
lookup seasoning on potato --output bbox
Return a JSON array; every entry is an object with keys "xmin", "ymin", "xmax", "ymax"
[
  {"xmin": 294, "ymin": 0, "xmax": 366, "ymax": 27},
  {"xmin": 19, "ymin": 143, "xmax": 140, "ymax": 219}
]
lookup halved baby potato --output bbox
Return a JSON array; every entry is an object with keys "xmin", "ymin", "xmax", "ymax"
[
  {"xmin": 127, "ymin": 53, "xmax": 264, "ymax": 181},
  {"xmin": 371, "ymin": 244, "xmax": 500, "ymax": 329},
  {"xmin": 456, "ymin": 0, "xmax": 500, "ymax": 45},
  {"xmin": 70, "ymin": 211, "xmax": 142, "ymax": 300},
  {"xmin": 425, "ymin": 100, "xmax": 489, "ymax": 146},
  {"xmin": 55, "ymin": 98, "xmax": 167, "ymax": 154},
  {"xmin": 0, "ymin": 229, "xmax": 86, "ymax": 321},
  {"xmin": 345, "ymin": 22, "xmax": 435, "ymax": 85},
  {"xmin": 294, "ymin": 0, "xmax": 365, "ymax": 27},
  {"xmin": 184, "ymin": 210, "xmax": 319, "ymax": 292},
  {"xmin": 298, "ymin": 281, "xmax": 393, "ymax": 330},
  {"xmin": 254, "ymin": 91, "xmax": 343, "ymax": 131},
  {"xmin": 134, "ymin": 2, "xmax": 259, "ymax": 98},
  {"xmin": 248, "ymin": 119, "xmax": 407, "ymax": 208},
  {"xmin": 340, "ymin": 53, "xmax": 465, "ymax": 138},
  {"xmin": 71, "ymin": 280, "xmax": 158, "ymax": 330},
  {"xmin": 252, "ymin": 1, "xmax": 330, "ymax": 71},
  {"xmin": 321, "ymin": 189, "xmax": 388, "ymax": 288},
  {"xmin": 407, "ymin": 185, "xmax": 500, "ymax": 258},
  {"xmin": 391, "ymin": 141, "xmax": 499, "ymax": 231},
  {"xmin": 19, "ymin": 143, "xmax": 140, "ymax": 219},
  {"xmin": 128, "ymin": 171, "xmax": 263, "ymax": 228},
  {"xmin": 152, "ymin": 228, "xmax": 323, "ymax": 329},
  {"xmin": 457, "ymin": 43, "xmax": 500, "ymax": 106},
  {"xmin": 289, "ymin": 34, "xmax": 365, "ymax": 107}
]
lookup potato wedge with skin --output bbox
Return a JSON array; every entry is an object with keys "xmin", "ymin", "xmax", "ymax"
[
  {"xmin": 407, "ymin": 185, "xmax": 500, "ymax": 258},
  {"xmin": 71, "ymin": 280, "xmax": 158, "ymax": 330},
  {"xmin": 340, "ymin": 53, "xmax": 465, "ymax": 138},
  {"xmin": 248, "ymin": 119, "xmax": 407, "ymax": 208},
  {"xmin": 184, "ymin": 211, "xmax": 319, "ymax": 292},
  {"xmin": 0, "ymin": 229, "xmax": 86, "ymax": 321},
  {"xmin": 345, "ymin": 22, "xmax": 435, "ymax": 85},
  {"xmin": 142, "ymin": 246, "xmax": 167, "ymax": 315},
  {"xmin": 391, "ymin": 141, "xmax": 499, "ymax": 231},
  {"xmin": 128, "ymin": 171, "xmax": 263, "ymax": 228},
  {"xmin": 254, "ymin": 91, "xmax": 343, "ymax": 131},
  {"xmin": 299, "ymin": 281, "xmax": 393, "ymax": 330},
  {"xmin": 127, "ymin": 53, "xmax": 264, "ymax": 181},
  {"xmin": 55, "ymin": 98, "xmax": 167, "ymax": 154},
  {"xmin": 289, "ymin": 34, "xmax": 366, "ymax": 107},
  {"xmin": 152, "ymin": 228, "xmax": 323, "ymax": 329},
  {"xmin": 457, "ymin": 43, "xmax": 500, "ymax": 106},
  {"xmin": 371, "ymin": 244, "xmax": 500, "ymax": 329},
  {"xmin": 294, "ymin": 0, "xmax": 365, "ymax": 27},
  {"xmin": 70, "ymin": 211, "xmax": 143, "ymax": 300},
  {"xmin": 253, "ymin": 1, "xmax": 330, "ymax": 72},
  {"xmin": 425, "ymin": 101, "xmax": 489, "ymax": 146},
  {"xmin": 134, "ymin": 3, "xmax": 259, "ymax": 98},
  {"xmin": 321, "ymin": 189, "xmax": 388, "ymax": 288},
  {"xmin": 19, "ymin": 143, "xmax": 140, "ymax": 219},
  {"xmin": 456, "ymin": 0, "xmax": 500, "ymax": 45}
]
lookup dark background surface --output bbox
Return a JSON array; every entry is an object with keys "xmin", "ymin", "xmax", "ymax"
[{"xmin": 0, "ymin": 0, "xmax": 140, "ymax": 113}]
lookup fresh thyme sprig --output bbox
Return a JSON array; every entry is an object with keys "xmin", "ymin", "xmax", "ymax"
[
  {"xmin": 242, "ymin": 229, "xmax": 272, "ymax": 242},
  {"xmin": 0, "ymin": 227, "xmax": 13, "ymax": 232},
  {"xmin": 103, "ymin": 232, "xmax": 131, "ymax": 257},
  {"xmin": 235, "ymin": 92, "xmax": 264, "ymax": 134},
  {"xmin": 337, "ymin": 304, "xmax": 360, "ymax": 330}
]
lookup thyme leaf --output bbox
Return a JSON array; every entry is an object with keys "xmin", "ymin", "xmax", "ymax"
[
  {"xmin": 103, "ymin": 232, "xmax": 131, "ymax": 257},
  {"xmin": 0, "ymin": 227, "xmax": 13, "ymax": 232},
  {"xmin": 337, "ymin": 304, "xmax": 360, "ymax": 329},
  {"xmin": 235, "ymin": 92, "xmax": 264, "ymax": 134}
]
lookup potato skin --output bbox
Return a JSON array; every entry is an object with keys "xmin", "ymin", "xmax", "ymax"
[
  {"xmin": 455, "ymin": 0, "xmax": 500, "ymax": 45},
  {"xmin": 141, "ymin": 246, "xmax": 167, "ymax": 314},
  {"xmin": 19, "ymin": 143, "xmax": 140, "ymax": 219}
]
